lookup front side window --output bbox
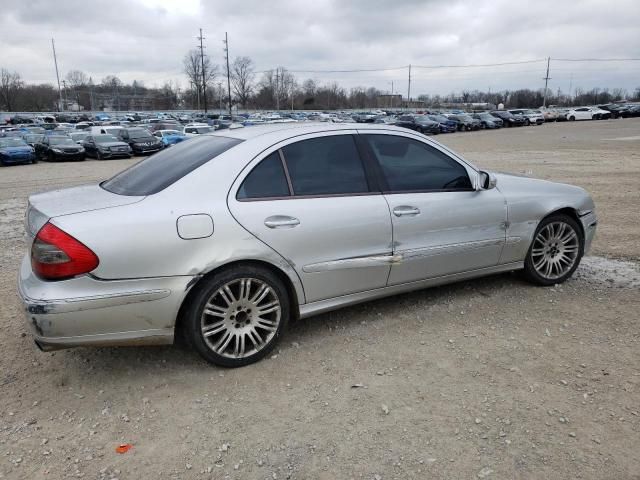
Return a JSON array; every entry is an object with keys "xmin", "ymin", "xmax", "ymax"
[
  {"xmin": 281, "ymin": 135, "xmax": 369, "ymax": 196},
  {"xmin": 237, "ymin": 152, "xmax": 290, "ymax": 199},
  {"xmin": 364, "ymin": 134, "xmax": 472, "ymax": 192}
]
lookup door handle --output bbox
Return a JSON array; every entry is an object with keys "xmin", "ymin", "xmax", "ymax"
[
  {"xmin": 264, "ymin": 215, "xmax": 300, "ymax": 228},
  {"xmin": 393, "ymin": 206, "xmax": 421, "ymax": 217}
]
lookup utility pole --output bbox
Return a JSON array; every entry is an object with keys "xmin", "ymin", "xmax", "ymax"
[
  {"xmin": 568, "ymin": 73, "xmax": 573, "ymax": 102},
  {"xmin": 223, "ymin": 32, "xmax": 232, "ymax": 118},
  {"xmin": 218, "ymin": 82, "xmax": 223, "ymax": 111},
  {"xmin": 51, "ymin": 38, "xmax": 63, "ymax": 112},
  {"xmin": 542, "ymin": 56, "xmax": 551, "ymax": 107},
  {"xmin": 275, "ymin": 68, "xmax": 280, "ymax": 111},
  {"xmin": 197, "ymin": 28, "xmax": 208, "ymax": 113},
  {"xmin": 407, "ymin": 64, "xmax": 412, "ymax": 109},
  {"xmin": 390, "ymin": 80, "xmax": 394, "ymax": 108},
  {"xmin": 62, "ymin": 80, "xmax": 68, "ymax": 110}
]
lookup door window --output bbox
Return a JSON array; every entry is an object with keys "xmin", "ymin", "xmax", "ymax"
[
  {"xmin": 237, "ymin": 152, "xmax": 291, "ymax": 199},
  {"xmin": 281, "ymin": 135, "xmax": 369, "ymax": 196},
  {"xmin": 364, "ymin": 134, "xmax": 472, "ymax": 192}
]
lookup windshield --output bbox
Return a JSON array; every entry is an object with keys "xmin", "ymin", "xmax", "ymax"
[
  {"xmin": 95, "ymin": 135, "xmax": 119, "ymax": 142},
  {"xmin": 163, "ymin": 130, "xmax": 181, "ymax": 136},
  {"xmin": 477, "ymin": 113, "xmax": 493, "ymax": 120},
  {"xmin": 102, "ymin": 135, "xmax": 242, "ymax": 196},
  {"xmin": 49, "ymin": 137, "xmax": 75, "ymax": 146},
  {"xmin": 128, "ymin": 128, "xmax": 153, "ymax": 140},
  {"xmin": 23, "ymin": 134, "xmax": 42, "ymax": 142},
  {"xmin": 0, "ymin": 138, "xmax": 27, "ymax": 147},
  {"xmin": 196, "ymin": 127, "xmax": 213, "ymax": 134}
]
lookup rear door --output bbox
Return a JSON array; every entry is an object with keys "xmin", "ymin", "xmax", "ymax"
[
  {"xmin": 228, "ymin": 131, "xmax": 393, "ymax": 303},
  {"xmin": 361, "ymin": 131, "xmax": 506, "ymax": 285}
]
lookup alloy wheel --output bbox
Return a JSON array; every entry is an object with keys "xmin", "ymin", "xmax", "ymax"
[
  {"xmin": 530, "ymin": 221, "xmax": 580, "ymax": 280},
  {"xmin": 200, "ymin": 278, "xmax": 281, "ymax": 359}
]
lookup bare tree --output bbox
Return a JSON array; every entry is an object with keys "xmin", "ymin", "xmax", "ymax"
[
  {"xmin": 230, "ymin": 56, "xmax": 255, "ymax": 108},
  {"xmin": 0, "ymin": 69, "xmax": 23, "ymax": 111},
  {"xmin": 65, "ymin": 70, "xmax": 88, "ymax": 89},
  {"xmin": 183, "ymin": 49, "xmax": 218, "ymax": 107}
]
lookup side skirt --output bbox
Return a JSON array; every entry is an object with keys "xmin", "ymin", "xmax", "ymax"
[{"xmin": 299, "ymin": 262, "xmax": 523, "ymax": 319}]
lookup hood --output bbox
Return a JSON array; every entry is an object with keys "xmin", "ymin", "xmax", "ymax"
[
  {"xmin": 494, "ymin": 172, "xmax": 595, "ymax": 213},
  {"xmin": 0, "ymin": 146, "xmax": 33, "ymax": 154},
  {"xmin": 98, "ymin": 141, "xmax": 129, "ymax": 148},
  {"xmin": 29, "ymin": 184, "xmax": 144, "ymax": 219},
  {"xmin": 130, "ymin": 137, "xmax": 159, "ymax": 144}
]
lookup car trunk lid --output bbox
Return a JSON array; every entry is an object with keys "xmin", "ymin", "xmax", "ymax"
[{"xmin": 28, "ymin": 184, "xmax": 144, "ymax": 225}]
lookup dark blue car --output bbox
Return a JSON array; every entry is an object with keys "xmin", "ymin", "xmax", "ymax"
[
  {"xmin": 0, "ymin": 137, "xmax": 36, "ymax": 165},
  {"xmin": 427, "ymin": 114, "xmax": 457, "ymax": 133}
]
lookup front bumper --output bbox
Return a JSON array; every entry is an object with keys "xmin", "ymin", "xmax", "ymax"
[
  {"xmin": 579, "ymin": 211, "xmax": 598, "ymax": 255},
  {"xmin": 17, "ymin": 256, "xmax": 192, "ymax": 350}
]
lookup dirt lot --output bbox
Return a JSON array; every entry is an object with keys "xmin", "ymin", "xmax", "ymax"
[{"xmin": 1, "ymin": 119, "xmax": 639, "ymax": 480}]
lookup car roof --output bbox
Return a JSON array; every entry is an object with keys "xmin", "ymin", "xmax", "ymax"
[{"xmin": 208, "ymin": 122, "xmax": 411, "ymax": 142}]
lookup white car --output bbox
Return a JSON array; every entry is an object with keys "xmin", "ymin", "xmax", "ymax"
[
  {"xmin": 183, "ymin": 124, "xmax": 215, "ymax": 137},
  {"xmin": 565, "ymin": 107, "xmax": 611, "ymax": 121},
  {"xmin": 508, "ymin": 109, "xmax": 544, "ymax": 126}
]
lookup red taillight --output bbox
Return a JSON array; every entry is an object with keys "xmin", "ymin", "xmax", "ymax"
[{"xmin": 31, "ymin": 222, "xmax": 99, "ymax": 280}]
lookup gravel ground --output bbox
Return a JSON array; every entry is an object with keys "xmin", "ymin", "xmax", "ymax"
[{"xmin": 1, "ymin": 119, "xmax": 639, "ymax": 480}]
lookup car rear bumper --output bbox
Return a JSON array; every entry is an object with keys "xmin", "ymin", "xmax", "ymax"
[{"xmin": 17, "ymin": 256, "xmax": 193, "ymax": 350}]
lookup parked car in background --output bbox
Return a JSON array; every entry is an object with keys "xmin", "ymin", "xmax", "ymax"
[
  {"xmin": 490, "ymin": 110, "xmax": 526, "ymax": 127},
  {"xmin": 69, "ymin": 132, "xmax": 89, "ymax": 144},
  {"xmin": 18, "ymin": 123, "xmax": 597, "ymax": 367},
  {"xmin": 21, "ymin": 133, "xmax": 45, "ymax": 147},
  {"xmin": 82, "ymin": 134, "xmax": 132, "ymax": 159},
  {"xmin": 153, "ymin": 129, "xmax": 188, "ymax": 147},
  {"xmin": 539, "ymin": 107, "xmax": 559, "ymax": 122},
  {"xmin": 35, "ymin": 135, "xmax": 85, "ymax": 162},
  {"xmin": 471, "ymin": 112, "xmax": 502, "ymax": 129},
  {"xmin": 447, "ymin": 114, "xmax": 481, "ymax": 131},
  {"xmin": 426, "ymin": 114, "xmax": 457, "ymax": 133},
  {"xmin": 565, "ymin": 106, "xmax": 611, "ymax": 121},
  {"xmin": 120, "ymin": 127, "xmax": 163, "ymax": 155},
  {"xmin": 508, "ymin": 109, "xmax": 544, "ymax": 126},
  {"xmin": 184, "ymin": 124, "xmax": 215, "ymax": 136},
  {"xmin": 0, "ymin": 137, "xmax": 36, "ymax": 165},
  {"xmin": 393, "ymin": 115, "xmax": 441, "ymax": 134}
]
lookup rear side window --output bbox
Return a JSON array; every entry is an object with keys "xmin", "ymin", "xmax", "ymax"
[
  {"xmin": 281, "ymin": 135, "xmax": 369, "ymax": 196},
  {"xmin": 237, "ymin": 152, "xmax": 290, "ymax": 199},
  {"xmin": 364, "ymin": 134, "xmax": 472, "ymax": 192},
  {"xmin": 102, "ymin": 135, "xmax": 242, "ymax": 196}
]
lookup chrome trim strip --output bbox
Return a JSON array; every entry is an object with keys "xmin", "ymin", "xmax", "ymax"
[
  {"xmin": 299, "ymin": 261, "xmax": 523, "ymax": 319},
  {"xmin": 398, "ymin": 238, "xmax": 503, "ymax": 260},
  {"xmin": 32, "ymin": 328, "xmax": 175, "ymax": 351},
  {"xmin": 506, "ymin": 236, "xmax": 522, "ymax": 244},
  {"xmin": 20, "ymin": 287, "xmax": 171, "ymax": 315},
  {"xmin": 302, "ymin": 254, "xmax": 400, "ymax": 273}
]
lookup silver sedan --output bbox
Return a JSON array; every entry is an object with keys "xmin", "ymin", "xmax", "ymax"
[{"xmin": 18, "ymin": 124, "xmax": 597, "ymax": 367}]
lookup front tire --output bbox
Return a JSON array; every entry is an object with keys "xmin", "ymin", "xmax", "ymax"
[
  {"xmin": 183, "ymin": 265, "xmax": 290, "ymax": 367},
  {"xmin": 523, "ymin": 214, "xmax": 584, "ymax": 286}
]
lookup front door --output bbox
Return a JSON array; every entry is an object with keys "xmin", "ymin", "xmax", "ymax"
[
  {"xmin": 361, "ymin": 132, "xmax": 506, "ymax": 286},
  {"xmin": 229, "ymin": 131, "xmax": 393, "ymax": 303}
]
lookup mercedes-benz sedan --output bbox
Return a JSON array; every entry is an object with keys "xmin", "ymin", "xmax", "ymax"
[{"xmin": 18, "ymin": 124, "xmax": 597, "ymax": 367}]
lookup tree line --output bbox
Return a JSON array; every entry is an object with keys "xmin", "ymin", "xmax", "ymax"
[{"xmin": 1, "ymin": 53, "xmax": 639, "ymax": 112}]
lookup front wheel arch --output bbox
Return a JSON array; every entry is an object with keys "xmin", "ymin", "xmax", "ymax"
[{"xmin": 174, "ymin": 259, "xmax": 301, "ymax": 344}]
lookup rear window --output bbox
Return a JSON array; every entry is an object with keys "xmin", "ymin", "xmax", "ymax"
[{"xmin": 101, "ymin": 135, "xmax": 242, "ymax": 196}]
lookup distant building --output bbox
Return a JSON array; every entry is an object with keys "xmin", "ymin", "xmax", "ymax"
[{"xmin": 376, "ymin": 94, "xmax": 402, "ymax": 108}]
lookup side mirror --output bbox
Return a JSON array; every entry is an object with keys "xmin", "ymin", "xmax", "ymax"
[{"xmin": 478, "ymin": 171, "xmax": 497, "ymax": 190}]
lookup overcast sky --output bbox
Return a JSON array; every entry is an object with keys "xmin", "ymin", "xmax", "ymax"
[{"xmin": 1, "ymin": 0, "xmax": 639, "ymax": 96}]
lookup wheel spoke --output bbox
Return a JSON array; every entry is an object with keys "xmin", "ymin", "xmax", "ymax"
[
  {"xmin": 560, "ymin": 230, "xmax": 577, "ymax": 244},
  {"xmin": 202, "ymin": 321, "xmax": 226, "ymax": 337},
  {"xmin": 203, "ymin": 304, "xmax": 227, "ymax": 318},
  {"xmin": 201, "ymin": 277, "xmax": 281, "ymax": 360}
]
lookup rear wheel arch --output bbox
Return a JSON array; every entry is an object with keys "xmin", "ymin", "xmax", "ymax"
[{"xmin": 174, "ymin": 259, "xmax": 301, "ymax": 343}]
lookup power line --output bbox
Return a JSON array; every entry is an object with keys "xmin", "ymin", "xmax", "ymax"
[
  {"xmin": 413, "ymin": 59, "xmax": 546, "ymax": 69},
  {"xmin": 553, "ymin": 57, "xmax": 640, "ymax": 62}
]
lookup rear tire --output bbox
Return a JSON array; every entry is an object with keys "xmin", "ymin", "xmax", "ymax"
[
  {"xmin": 523, "ymin": 214, "xmax": 584, "ymax": 286},
  {"xmin": 183, "ymin": 265, "xmax": 290, "ymax": 367},
  {"xmin": 569, "ymin": 116, "xmax": 575, "ymax": 121}
]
